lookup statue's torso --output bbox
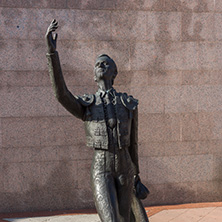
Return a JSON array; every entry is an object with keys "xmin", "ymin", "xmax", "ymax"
[{"xmin": 79, "ymin": 90, "xmax": 138, "ymax": 150}]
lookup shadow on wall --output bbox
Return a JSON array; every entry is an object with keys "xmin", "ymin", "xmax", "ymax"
[
  {"xmin": 115, "ymin": 0, "xmax": 207, "ymax": 83},
  {"xmin": 215, "ymin": 156, "xmax": 222, "ymax": 182},
  {"xmin": 60, "ymin": 0, "xmax": 207, "ymax": 87},
  {"xmin": 0, "ymin": 160, "xmax": 94, "ymax": 213},
  {"xmin": 149, "ymin": 0, "xmax": 206, "ymax": 76},
  {"xmin": 144, "ymin": 180, "xmax": 222, "ymax": 207},
  {"xmin": 100, "ymin": 0, "xmax": 208, "ymax": 88},
  {"xmin": 141, "ymin": 153, "xmax": 222, "ymax": 206}
]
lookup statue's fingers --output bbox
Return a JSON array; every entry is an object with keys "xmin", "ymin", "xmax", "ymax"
[
  {"xmin": 49, "ymin": 27, "xmax": 57, "ymax": 32},
  {"xmin": 47, "ymin": 25, "xmax": 53, "ymax": 32},
  {"xmin": 47, "ymin": 29, "xmax": 53, "ymax": 34},
  {"xmin": 51, "ymin": 19, "xmax": 56, "ymax": 24},
  {"xmin": 51, "ymin": 24, "xmax": 58, "ymax": 30},
  {"xmin": 46, "ymin": 28, "xmax": 53, "ymax": 37}
]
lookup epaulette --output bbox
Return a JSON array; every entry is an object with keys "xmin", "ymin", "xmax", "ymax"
[
  {"xmin": 120, "ymin": 93, "xmax": 138, "ymax": 110},
  {"xmin": 77, "ymin": 94, "xmax": 95, "ymax": 106}
]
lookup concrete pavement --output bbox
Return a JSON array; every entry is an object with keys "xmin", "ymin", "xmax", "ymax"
[
  {"xmin": 1, "ymin": 202, "xmax": 222, "ymax": 222},
  {"xmin": 3, "ymin": 215, "xmax": 101, "ymax": 222}
]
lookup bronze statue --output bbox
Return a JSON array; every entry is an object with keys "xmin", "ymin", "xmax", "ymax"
[{"xmin": 45, "ymin": 19, "xmax": 149, "ymax": 222}]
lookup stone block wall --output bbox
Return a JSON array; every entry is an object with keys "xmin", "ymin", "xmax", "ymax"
[{"xmin": 0, "ymin": 0, "xmax": 222, "ymax": 213}]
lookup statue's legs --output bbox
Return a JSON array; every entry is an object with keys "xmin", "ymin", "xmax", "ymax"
[
  {"xmin": 115, "ymin": 172, "xmax": 134, "ymax": 221},
  {"xmin": 130, "ymin": 194, "xmax": 149, "ymax": 222},
  {"xmin": 91, "ymin": 149, "xmax": 134, "ymax": 222}
]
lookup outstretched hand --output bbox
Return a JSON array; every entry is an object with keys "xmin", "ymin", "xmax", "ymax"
[{"xmin": 45, "ymin": 19, "xmax": 58, "ymax": 53}]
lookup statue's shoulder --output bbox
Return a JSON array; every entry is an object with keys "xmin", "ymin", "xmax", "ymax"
[
  {"xmin": 119, "ymin": 92, "xmax": 138, "ymax": 110},
  {"xmin": 77, "ymin": 94, "xmax": 95, "ymax": 106}
]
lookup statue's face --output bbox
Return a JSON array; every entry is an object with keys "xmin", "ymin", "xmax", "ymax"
[{"xmin": 94, "ymin": 56, "xmax": 116, "ymax": 82}]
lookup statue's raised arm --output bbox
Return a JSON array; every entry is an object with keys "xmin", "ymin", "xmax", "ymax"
[{"xmin": 45, "ymin": 20, "xmax": 85, "ymax": 120}]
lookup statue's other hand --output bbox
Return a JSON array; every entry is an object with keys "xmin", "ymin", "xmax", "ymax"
[
  {"xmin": 134, "ymin": 175, "xmax": 150, "ymax": 200},
  {"xmin": 45, "ymin": 19, "xmax": 58, "ymax": 53}
]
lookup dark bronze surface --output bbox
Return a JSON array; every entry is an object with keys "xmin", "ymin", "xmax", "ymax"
[{"xmin": 46, "ymin": 19, "xmax": 149, "ymax": 222}]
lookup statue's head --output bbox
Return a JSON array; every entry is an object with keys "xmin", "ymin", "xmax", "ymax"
[{"xmin": 94, "ymin": 54, "xmax": 118, "ymax": 85}]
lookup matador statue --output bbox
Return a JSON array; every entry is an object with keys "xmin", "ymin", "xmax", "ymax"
[{"xmin": 46, "ymin": 19, "xmax": 149, "ymax": 222}]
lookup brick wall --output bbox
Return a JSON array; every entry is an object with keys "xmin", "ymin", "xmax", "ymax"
[{"xmin": 0, "ymin": 0, "xmax": 222, "ymax": 213}]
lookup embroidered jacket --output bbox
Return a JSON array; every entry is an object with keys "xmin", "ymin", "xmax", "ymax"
[{"xmin": 47, "ymin": 51, "xmax": 139, "ymax": 174}]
